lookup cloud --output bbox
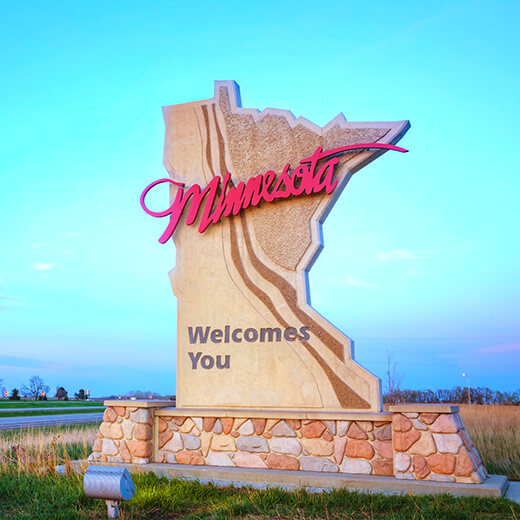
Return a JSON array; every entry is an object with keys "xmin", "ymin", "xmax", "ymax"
[
  {"xmin": 32, "ymin": 262, "xmax": 55, "ymax": 271},
  {"xmin": 32, "ymin": 242, "xmax": 46, "ymax": 249},
  {"xmin": 67, "ymin": 231, "xmax": 80, "ymax": 237},
  {"xmin": 0, "ymin": 355, "xmax": 45, "ymax": 368},
  {"xmin": 345, "ymin": 276, "xmax": 376, "ymax": 288},
  {"xmin": 474, "ymin": 343, "xmax": 520, "ymax": 355},
  {"xmin": 377, "ymin": 249, "xmax": 425, "ymax": 261}
]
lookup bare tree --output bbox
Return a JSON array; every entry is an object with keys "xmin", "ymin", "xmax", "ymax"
[
  {"xmin": 386, "ymin": 351, "xmax": 403, "ymax": 403},
  {"xmin": 22, "ymin": 375, "xmax": 50, "ymax": 399}
]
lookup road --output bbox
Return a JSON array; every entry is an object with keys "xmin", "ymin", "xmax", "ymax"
[{"xmin": 0, "ymin": 412, "xmax": 104, "ymax": 430}]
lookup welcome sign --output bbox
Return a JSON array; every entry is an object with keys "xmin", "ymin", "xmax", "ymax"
[{"xmin": 142, "ymin": 81, "xmax": 410, "ymax": 411}]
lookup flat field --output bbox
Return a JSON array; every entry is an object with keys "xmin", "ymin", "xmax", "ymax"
[
  {"xmin": 0, "ymin": 406, "xmax": 519, "ymax": 519},
  {"xmin": 0, "ymin": 400, "xmax": 103, "ymax": 408}
]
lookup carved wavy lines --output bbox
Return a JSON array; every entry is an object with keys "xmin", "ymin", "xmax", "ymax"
[{"xmin": 201, "ymin": 102, "xmax": 369, "ymax": 409}]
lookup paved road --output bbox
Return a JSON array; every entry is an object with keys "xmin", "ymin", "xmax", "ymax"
[
  {"xmin": 0, "ymin": 412, "xmax": 104, "ymax": 430},
  {"xmin": 1, "ymin": 406, "xmax": 104, "ymax": 412}
]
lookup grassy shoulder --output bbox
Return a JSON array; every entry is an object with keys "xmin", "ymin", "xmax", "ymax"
[
  {"xmin": 0, "ymin": 400, "xmax": 104, "ymax": 409},
  {"xmin": 0, "ymin": 408, "xmax": 104, "ymax": 418},
  {"xmin": 0, "ymin": 470, "xmax": 518, "ymax": 520}
]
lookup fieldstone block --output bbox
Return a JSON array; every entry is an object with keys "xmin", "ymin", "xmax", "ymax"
[
  {"xmin": 347, "ymin": 422, "xmax": 367, "ymax": 440},
  {"xmin": 193, "ymin": 418, "xmax": 203, "ymax": 430},
  {"xmin": 394, "ymin": 429, "xmax": 421, "ymax": 452},
  {"xmin": 182, "ymin": 433, "xmax": 201, "ymax": 450},
  {"xmin": 394, "ymin": 452, "xmax": 411, "ymax": 472},
  {"xmin": 200, "ymin": 432, "xmax": 212, "ymax": 457},
  {"xmin": 301, "ymin": 456, "xmax": 339, "ymax": 472},
  {"xmin": 234, "ymin": 452, "xmax": 268, "ymax": 468},
  {"xmin": 301, "ymin": 438, "xmax": 334, "ymax": 456},
  {"xmin": 412, "ymin": 455, "xmax": 430, "ymax": 479},
  {"xmin": 393, "ymin": 414, "xmax": 413, "ymax": 433},
  {"xmin": 323, "ymin": 420, "xmax": 336, "ymax": 435},
  {"xmin": 206, "ymin": 450, "xmax": 234, "ymax": 466},
  {"xmin": 179, "ymin": 418, "xmax": 195, "ymax": 433},
  {"xmin": 129, "ymin": 409, "xmax": 150, "ymax": 424},
  {"xmin": 103, "ymin": 408, "xmax": 117, "ymax": 423},
  {"xmin": 419, "ymin": 413, "xmax": 439, "ymax": 425},
  {"xmin": 213, "ymin": 419, "xmax": 223, "ymax": 434},
  {"xmin": 430, "ymin": 474, "xmax": 456, "ymax": 483},
  {"xmin": 211, "ymin": 434, "xmax": 236, "ymax": 452},
  {"xmin": 454, "ymin": 447, "xmax": 475, "ymax": 477},
  {"xmin": 357, "ymin": 421, "xmax": 373, "ymax": 432},
  {"xmin": 395, "ymin": 472, "xmax": 415, "ymax": 480},
  {"xmin": 134, "ymin": 424, "xmax": 152, "ymax": 441},
  {"xmin": 430, "ymin": 414, "xmax": 459, "ymax": 434},
  {"xmin": 176, "ymin": 450, "xmax": 204, "ymax": 465},
  {"xmin": 221, "ymin": 418, "xmax": 234, "ymax": 434},
  {"xmin": 267, "ymin": 453, "xmax": 299, "ymax": 470},
  {"xmin": 301, "ymin": 421, "xmax": 326, "ymax": 438},
  {"xmin": 340, "ymin": 457, "xmax": 371, "ymax": 474},
  {"xmin": 411, "ymin": 419, "xmax": 428, "ymax": 431},
  {"xmin": 427, "ymin": 453, "xmax": 456, "ymax": 475},
  {"xmin": 127, "ymin": 440, "xmax": 152, "ymax": 458},
  {"xmin": 119, "ymin": 440, "xmax": 131, "ymax": 463},
  {"xmin": 163, "ymin": 432, "xmax": 183, "ymax": 452},
  {"xmin": 271, "ymin": 420, "xmax": 296, "ymax": 437},
  {"xmin": 237, "ymin": 436, "xmax": 269, "ymax": 452},
  {"xmin": 204, "ymin": 418, "xmax": 217, "ymax": 432},
  {"xmin": 252, "ymin": 418, "xmax": 266, "ymax": 434},
  {"xmin": 372, "ymin": 459, "xmax": 393, "ymax": 476},
  {"xmin": 269, "ymin": 437, "xmax": 302, "ymax": 456},
  {"xmin": 159, "ymin": 430, "xmax": 173, "ymax": 449},
  {"xmin": 408, "ymin": 431, "xmax": 436, "ymax": 457},
  {"xmin": 333, "ymin": 438, "xmax": 347, "ymax": 464},
  {"xmin": 345, "ymin": 439, "xmax": 374, "ymax": 460},
  {"xmin": 158, "ymin": 418, "xmax": 168, "ymax": 433},
  {"xmin": 238, "ymin": 420, "xmax": 255, "ymax": 435},
  {"xmin": 286, "ymin": 419, "xmax": 301, "ymax": 430},
  {"xmin": 337, "ymin": 421, "xmax": 351, "ymax": 437},
  {"xmin": 373, "ymin": 440, "xmax": 392, "ymax": 459},
  {"xmin": 374, "ymin": 425, "xmax": 392, "ymax": 441},
  {"xmin": 433, "ymin": 433, "xmax": 462, "ymax": 454},
  {"xmin": 113, "ymin": 406, "xmax": 126, "ymax": 417}
]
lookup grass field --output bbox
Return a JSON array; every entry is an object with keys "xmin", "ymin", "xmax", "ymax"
[
  {"xmin": 0, "ymin": 408, "xmax": 104, "ymax": 418},
  {"xmin": 0, "ymin": 406, "xmax": 519, "ymax": 519},
  {"xmin": 460, "ymin": 404, "xmax": 520, "ymax": 481},
  {"xmin": 0, "ymin": 400, "xmax": 103, "ymax": 409}
]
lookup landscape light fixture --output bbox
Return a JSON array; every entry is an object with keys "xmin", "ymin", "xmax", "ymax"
[{"xmin": 83, "ymin": 465, "xmax": 135, "ymax": 518}]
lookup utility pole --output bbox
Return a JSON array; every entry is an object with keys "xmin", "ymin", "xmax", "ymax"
[{"xmin": 462, "ymin": 373, "xmax": 471, "ymax": 404}]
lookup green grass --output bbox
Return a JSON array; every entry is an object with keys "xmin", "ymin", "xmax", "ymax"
[
  {"xmin": 0, "ymin": 400, "xmax": 103, "ymax": 409},
  {"xmin": 0, "ymin": 470, "xmax": 518, "ymax": 520},
  {"xmin": 0, "ymin": 408, "xmax": 104, "ymax": 418}
]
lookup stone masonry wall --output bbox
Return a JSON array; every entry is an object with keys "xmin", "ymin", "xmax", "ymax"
[
  {"xmin": 89, "ymin": 406, "xmax": 154, "ymax": 464},
  {"xmin": 392, "ymin": 410, "xmax": 487, "ymax": 484},
  {"xmin": 89, "ymin": 403, "xmax": 488, "ymax": 484},
  {"xmin": 156, "ymin": 416, "xmax": 393, "ymax": 475}
]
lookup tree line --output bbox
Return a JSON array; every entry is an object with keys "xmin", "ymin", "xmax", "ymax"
[
  {"xmin": 384, "ymin": 386, "xmax": 520, "ymax": 405},
  {"xmin": 0, "ymin": 375, "xmax": 89, "ymax": 401}
]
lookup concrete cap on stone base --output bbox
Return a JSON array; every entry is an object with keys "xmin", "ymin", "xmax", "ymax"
[
  {"xmin": 104, "ymin": 400, "xmax": 174, "ymax": 409},
  {"xmin": 388, "ymin": 404, "xmax": 460, "ymax": 414}
]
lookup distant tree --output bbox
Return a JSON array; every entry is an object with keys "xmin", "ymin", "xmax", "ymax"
[
  {"xmin": 74, "ymin": 389, "xmax": 86, "ymax": 400},
  {"xmin": 9, "ymin": 388, "xmax": 20, "ymax": 400},
  {"xmin": 55, "ymin": 386, "xmax": 68, "ymax": 400},
  {"xmin": 385, "ymin": 351, "xmax": 403, "ymax": 404},
  {"xmin": 22, "ymin": 376, "xmax": 50, "ymax": 400}
]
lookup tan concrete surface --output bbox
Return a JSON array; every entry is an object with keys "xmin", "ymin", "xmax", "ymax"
[
  {"xmin": 62, "ymin": 460, "xmax": 508, "ymax": 498},
  {"xmin": 389, "ymin": 404, "xmax": 460, "ymax": 413},
  {"xmin": 155, "ymin": 407, "xmax": 392, "ymax": 421},
  {"xmin": 159, "ymin": 81, "xmax": 409, "ymax": 412}
]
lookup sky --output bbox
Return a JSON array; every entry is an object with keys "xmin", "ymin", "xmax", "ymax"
[{"xmin": 0, "ymin": 0, "xmax": 519, "ymax": 397}]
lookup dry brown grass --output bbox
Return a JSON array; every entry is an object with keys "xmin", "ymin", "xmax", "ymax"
[
  {"xmin": 459, "ymin": 404, "xmax": 520, "ymax": 480},
  {"xmin": 0, "ymin": 424, "xmax": 97, "ymax": 474}
]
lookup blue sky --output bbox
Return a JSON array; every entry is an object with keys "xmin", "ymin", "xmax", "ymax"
[{"xmin": 0, "ymin": 1, "xmax": 518, "ymax": 397}]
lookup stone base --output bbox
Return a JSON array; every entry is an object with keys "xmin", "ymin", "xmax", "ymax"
[
  {"xmin": 89, "ymin": 402, "xmax": 488, "ymax": 485},
  {"xmin": 61, "ymin": 460, "xmax": 509, "ymax": 498}
]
